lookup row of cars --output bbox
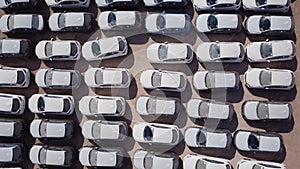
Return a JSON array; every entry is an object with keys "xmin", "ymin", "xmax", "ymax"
[{"xmin": 0, "ymin": 12, "xmax": 295, "ymax": 35}]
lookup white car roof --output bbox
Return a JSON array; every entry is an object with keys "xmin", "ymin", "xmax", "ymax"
[
  {"xmin": 12, "ymin": 15, "xmax": 33, "ymax": 29},
  {"xmin": 0, "ymin": 147, "xmax": 13, "ymax": 162},
  {"xmin": 271, "ymin": 40, "xmax": 294, "ymax": 57},
  {"xmin": 152, "ymin": 127, "xmax": 174, "ymax": 143},
  {"xmin": 153, "ymin": 156, "xmax": 174, "ymax": 169},
  {"xmin": 43, "ymin": 96, "xmax": 64, "ymax": 112},
  {"xmin": 0, "ymin": 121, "xmax": 14, "ymax": 137},
  {"xmin": 52, "ymin": 71, "xmax": 71, "ymax": 86},
  {"xmin": 207, "ymin": 102, "xmax": 230, "ymax": 119},
  {"xmin": 51, "ymin": 41, "xmax": 72, "ymax": 56},
  {"xmin": 165, "ymin": 14, "xmax": 186, "ymax": 29},
  {"xmin": 206, "ymin": 131, "xmax": 228, "ymax": 148},
  {"xmin": 244, "ymin": 0, "xmax": 288, "ymax": 7},
  {"xmin": 238, "ymin": 159, "xmax": 286, "ymax": 169},
  {"xmin": 214, "ymin": 72, "xmax": 237, "ymax": 88},
  {"xmin": 102, "ymin": 69, "xmax": 123, "ymax": 85},
  {"xmin": 147, "ymin": 43, "xmax": 188, "ymax": 62},
  {"xmin": 1, "ymin": 39, "xmax": 21, "ymax": 54},
  {"xmin": 65, "ymin": 13, "xmax": 85, "ymax": 27},
  {"xmin": 259, "ymin": 135, "xmax": 281, "ymax": 152},
  {"xmin": 98, "ymin": 37, "xmax": 120, "ymax": 54},
  {"xmin": 270, "ymin": 69, "xmax": 293, "ymax": 86},
  {"xmin": 96, "ymin": 151, "xmax": 117, "ymax": 166},
  {"xmin": 270, "ymin": 16, "xmax": 292, "ymax": 31},
  {"xmin": 46, "ymin": 149, "xmax": 66, "ymax": 165},
  {"xmin": 268, "ymin": 103, "xmax": 290, "ymax": 119},
  {"xmin": 217, "ymin": 14, "xmax": 239, "ymax": 29},
  {"xmin": 46, "ymin": 122, "xmax": 66, "ymax": 138},
  {"xmin": 0, "ymin": 96, "xmax": 13, "ymax": 112},
  {"xmin": 115, "ymin": 11, "xmax": 136, "ymax": 26},
  {"xmin": 0, "ymin": 69, "xmax": 17, "ymax": 84},
  {"xmin": 160, "ymin": 71, "xmax": 181, "ymax": 88}
]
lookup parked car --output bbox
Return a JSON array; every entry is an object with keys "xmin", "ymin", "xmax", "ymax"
[
  {"xmin": 0, "ymin": 118, "xmax": 24, "ymax": 138},
  {"xmin": 244, "ymin": 68, "xmax": 295, "ymax": 90},
  {"xmin": 243, "ymin": 0, "xmax": 291, "ymax": 12},
  {"xmin": 29, "ymin": 145, "xmax": 73, "ymax": 167},
  {"xmin": 133, "ymin": 122, "xmax": 180, "ymax": 145},
  {"xmin": 0, "ymin": 143, "xmax": 24, "ymax": 164},
  {"xmin": 194, "ymin": 0, "xmax": 241, "ymax": 11},
  {"xmin": 79, "ymin": 95, "xmax": 126, "ymax": 117},
  {"xmin": 237, "ymin": 159, "xmax": 286, "ymax": 169},
  {"xmin": 234, "ymin": 130, "xmax": 282, "ymax": 152},
  {"xmin": 35, "ymin": 40, "xmax": 81, "ymax": 61},
  {"xmin": 242, "ymin": 101, "xmax": 292, "ymax": 121},
  {"xmin": 143, "ymin": 0, "xmax": 187, "ymax": 7},
  {"xmin": 0, "ymin": 38, "xmax": 31, "ymax": 58},
  {"xmin": 140, "ymin": 69, "xmax": 187, "ymax": 92},
  {"xmin": 145, "ymin": 13, "xmax": 191, "ymax": 34},
  {"xmin": 184, "ymin": 127, "xmax": 232, "ymax": 149},
  {"xmin": 28, "ymin": 94, "xmax": 75, "ymax": 115},
  {"xmin": 0, "ymin": 93, "xmax": 25, "ymax": 115},
  {"xmin": 147, "ymin": 43, "xmax": 193, "ymax": 63},
  {"xmin": 98, "ymin": 11, "xmax": 142, "ymax": 31},
  {"xmin": 79, "ymin": 147, "xmax": 124, "ymax": 168},
  {"xmin": 187, "ymin": 99, "xmax": 234, "ymax": 120},
  {"xmin": 0, "ymin": 67, "xmax": 30, "ymax": 88},
  {"xmin": 246, "ymin": 40, "xmax": 296, "ymax": 62},
  {"xmin": 49, "ymin": 12, "xmax": 93, "ymax": 32},
  {"xmin": 82, "ymin": 36, "xmax": 128, "ymax": 61},
  {"xmin": 183, "ymin": 154, "xmax": 232, "ymax": 169},
  {"xmin": 82, "ymin": 120, "xmax": 128, "ymax": 141},
  {"xmin": 134, "ymin": 150, "xmax": 179, "ymax": 169},
  {"xmin": 197, "ymin": 42, "xmax": 244, "ymax": 62},
  {"xmin": 193, "ymin": 71, "xmax": 240, "ymax": 90},
  {"xmin": 0, "ymin": 0, "xmax": 38, "ymax": 9},
  {"xmin": 85, "ymin": 67, "xmax": 131, "ymax": 88},
  {"xmin": 45, "ymin": 0, "xmax": 90, "ymax": 8},
  {"xmin": 35, "ymin": 69, "xmax": 81, "ymax": 89},
  {"xmin": 96, "ymin": 0, "xmax": 139, "ymax": 7},
  {"xmin": 196, "ymin": 14, "xmax": 242, "ymax": 33},
  {"xmin": 30, "ymin": 119, "xmax": 74, "ymax": 139},
  {"xmin": 136, "ymin": 96, "xmax": 181, "ymax": 115},
  {"xmin": 0, "ymin": 14, "xmax": 44, "ymax": 33},
  {"xmin": 245, "ymin": 15, "xmax": 294, "ymax": 35}
]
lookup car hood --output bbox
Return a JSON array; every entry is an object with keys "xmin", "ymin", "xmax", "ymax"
[
  {"xmin": 133, "ymin": 150, "xmax": 147, "ymax": 169},
  {"xmin": 165, "ymin": 14, "xmax": 186, "ymax": 29},
  {"xmin": 235, "ymin": 131, "xmax": 251, "ymax": 151},
  {"xmin": 259, "ymin": 136, "xmax": 281, "ymax": 152},
  {"xmin": 217, "ymin": 14, "xmax": 239, "ymax": 29},
  {"xmin": 246, "ymin": 42, "xmax": 263, "ymax": 61},
  {"xmin": 184, "ymin": 128, "xmax": 199, "ymax": 147},
  {"xmin": 270, "ymin": 16, "xmax": 292, "ymax": 31},
  {"xmin": 186, "ymin": 99, "xmax": 201, "ymax": 118},
  {"xmin": 82, "ymin": 41, "xmax": 95, "ymax": 60},
  {"xmin": 79, "ymin": 147, "xmax": 92, "ymax": 166},
  {"xmin": 35, "ymin": 41, "xmax": 48, "ymax": 58},
  {"xmin": 196, "ymin": 43, "xmax": 212, "ymax": 61},
  {"xmin": 245, "ymin": 69, "xmax": 261, "ymax": 87},
  {"xmin": 146, "ymin": 14, "xmax": 159, "ymax": 32},
  {"xmin": 30, "ymin": 119, "xmax": 42, "ymax": 138},
  {"xmin": 133, "ymin": 123, "xmax": 147, "ymax": 142},
  {"xmin": 140, "ymin": 70, "xmax": 155, "ymax": 88},
  {"xmin": 0, "ymin": 15, "xmax": 9, "ymax": 32},
  {"xmin": 35, "ymin": 69, "xmax": 47, "ymax": 87},
  {"xmin": 79, "ymin": 96, "xmax": 93, "ymax": 115},
  {"xmin": 98, "ymin": 12, "xmax": 110, "ymax": 30},
  {"xmin": 246, "ymin": 16, "xmax": 261, "ymax": 34},
  {"xmin": 49, "ymin": 13, "xmax": 60, "ymax": 31},
  {"xmin": 136, "ymin": 96, "xmax": 150, "ymax": 115},
  {"xmin": 30, "ymin": 145, "xmax": 42, "ymax": 164},
  {"xmin": 82, "ymin": 120, "xmax": 95, "ymax": 139},
  {"xmin": 196, "ymin": 14, "xmax": 210, "ymax": 32},
  {"xmin": 193, "ymin": 71, "xmax": 208, "ymax": 90},
  {"xmin": 243, "ymin": 101, "xmax": 259, "ymax": 120}
]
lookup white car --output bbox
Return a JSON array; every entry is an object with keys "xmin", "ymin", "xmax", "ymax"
[
  {"xmin": 82, "ymin": 120, "xmax": 128, "ymax": 140},
  {"xmin": 30, "ymin": 119, "xmax": 74, "ymax": 139},
  {"xmin": 0, "ymin": 118, "xmax": 24, "ymax": 138},
  {"xmin": 184, "ymin": 154, "xmax": 232, "ymax": 169},
  {"xmin": 0, "ymin": 38, "xmax": 31, "ymax": 58},
  {"xmin": 246, "ymin": 40, "xmax": 296, "ymax": 62},
  {"xmin": 79, "ymin": 147, "xmax": 124, "ymax": 167},
  {"xmin": 29, "ymin": 145, "xmax": 73, "ymax": 167},
  {"xmin": 237, "ymin": 159, "xmax": 286, "ymax": 169},
  {"xmin": 193, "ymin": 71, "xmax": 240, "ymax": 90},
  {"xmin": 0, "ymin": 143, "xmax": 24, "ymax": 164},
  {"xmin": 234, "ymin": 130, "xmax": 282, "ymax": 152},
  {"xmin": 245, "ymin": 15, "xmax": 294, "ymax": 35},
  {"xmin": 0, "ymin": 67, "xmax": 30, "ymax": 88},
  {"xmin": 35, "ymin": 68, "xmax": 81, "ymax": 89},
  {"xmin": 134, "ymin": 150, "xmax": 179, "ymax": 169},
  {"xmin": 136, "ymin": 96, "xmax": 181, "ymax": 116},
  {"xmin": 96, "ymin": 0, "xmax": 139, "ymax": 7},
  {"xmin": 82, "ymin": 36, "xmax": 128, "ymax": 61},
  {"xmin": 79, "ymin": 95, "xmax": 126, "ymax": 117},
  {"xmin": 145, "ymin": 13, "xmax": 191, "ymax": 34},
  {"xmin": 242, "ymin": 101, "xmax": 292, "ymax": 121},
  {"xmin": 35, "ymin": 40, "xmax": 81, "ymax": 60},
  {"xmin": 0, "ymin": 93, "xmax": 25, "ymax": 115},
  {"xmin": 45, "ymin": 0, "xmax": 90, "ymax": 8},
  {"xmin": 0, "ymin": 0, "xmax": 38, "ymax": 9},
  {"xmin": 140, "ymin": 69, "xmax": 187, "ymax": 92},
  {"xmin": 147, "ymin": 43, "xmax": 193, "ymax": 63},
  {"xmin": 0, "ymin": 14, "xmax": 43, "ymax": 33},
  {"xmin": 194, "ymin": 0, "xmax": 241, "ymax": 11},
  {"xmin": 85, "ymin": 67, "xmax": 131, "ymax": 88},
  {"xmin": 184, "ymin": 127, "xmax": 232, "ymax": 149},
  {"xmin": 28, "ymin": 94, "xmax": 75, "ymax": 115},
  {"xmin": 133, "ymin": 122, "xmax": 180, "ymax": 145},
  {"xmin": 98, "ymin": 11, "xmax": 142, "ymax": 31},
  {"xmin": 49, "ymin": 12, "xmax": 94, "ymax": 32},
  {"xmin": 244, "ymin": 68, "xmax": 295, "ymax": 90},
  {"xmin": 243, "ymin": 0, "xmax": 291, "ymax": 12},
  {"xmin": 143, "ymin": 0, "xmax": 187, "ymax": 7},
  {"xmin": 197, "ymin": 42, "xmax": 244, "ymax": 62},
  {"xmin": 196, "ymin": 14, "xmax": 242, "ymax": 33},
  {"xmin": 187, "ymin": 99, "xmax": 234, "ymax": 120}
]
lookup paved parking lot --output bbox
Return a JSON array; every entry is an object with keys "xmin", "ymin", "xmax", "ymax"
[{"xmin": 0, "ymin": 0, "xmax": 300, "ymax": 169}]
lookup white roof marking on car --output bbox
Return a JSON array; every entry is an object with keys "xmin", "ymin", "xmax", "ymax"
[
  {"xmin": 0, "ymin": 122, "xmax": 14, "ymax": 137},
  {"xmin": 65, "ymin": 13, "xmax": 85, "ymax": 27},
  {"xmin": 44, "ymin": 97, "xmax": 64, "ymax": 112},
  {"xmin": 52, "ymin": 41, "xmax": 71, "ymax": 56},
  {"xmin": 52, "ymin": 71, "xmax": 71, "ymax": 86},
  {"xmin": 165, "ymin": 14, "xmax": 185, "ymax": 29},
  {"xmin": 100, "ymin": 124, "xmax": 120, "ymax": 139},
  {"xmin": 0, "ymin": 97, "xmax": 13, "ymax": 112},
  {"xmin": 2, "ymin": 40, "xmax": 20, "ymax": 54},
  {"xmin": 0, "ymin": 70, "xmax": 17, "ymax": 84},
  {"xmin": 0, "ymin": 147, "xmax": 13, "ymax": 162},
  {"xmin": 14, "ymin": 15, "xmax": 32, "ymax": 29},
  {"xmin": 153, "ymin": 128, "xmax": 173, "ymax": 143},
  {"xmin": 96, "ymin": 151, "xmax": 117, "ymax": 166},
  {"xmin": 103, "ymin": 70, "xmax": 123, "ymax": 85},
  {"xmin": 153, "ymin": 156, "xmax": 173, "ymax": 169},
  {"xmin": 161, "ymin": 73, "xmax": 180, "ymax": 88},
  {"xmin": 46, "ymin": 123, "xmax": 66, "ymax": 137},
  {"xmin": 98, "ymin": 99, "xmax": 117, "ymax": 114},
  {"xmin": 46, "ymin": 150, "xmax": 65, "ymax": 165}
]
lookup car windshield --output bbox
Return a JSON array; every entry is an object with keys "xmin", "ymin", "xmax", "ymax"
[
  {"xmin": 248, "ymin": 134, "xmax": 259, "ymax": 150},
  {"xmin": 197, "ymin": 130, "xmax": 206, "ymax": 146},
  {"xmin": 205, "ymin": 73, "xmax": 215, "ymax": 88},
  {"xmin": 38, "ymin": 97, "xmax": 45, "ymax": 112},
  {"xmin": 158, "ymin": 44, "xmax": 168, "ymax": 60},
  {"xmin": 144, "ymin": 153, "xmax": 154, "ymax": 169},
  {"xmin": 108, "ymin": 12, "xmax": 117, "ymax": 27},
  {"xmin": 105, "ymin": 0, "xmax": 113, "ymax": 4},
  {"xmin": 259, "ymin": 70, "xmax": 271, "ymax": 86},
  {"xmin": 92, "ymin": 42, "xmax": 101, "ymax": 56},
  {"xmin": 260, "ymin": 43, "xmax": 272, "ymax": 58},
  {"xmin": 5, "ymin": 0, "xmax": 12, "ymax": 4},
  {"xmin": 11, "ymin": 98, "xmax": 20, "ymax": 112},
  {"xmin": 259, "ymin": 17, "xmax": 271, "ymax": 31},
  {"xmin": 156, "ymin": 15, "xmax": 166, "ymax": 30},
  {"xmin": 152, "ymin": 72, "xmax": 161, "ymax": 87},
  {"xmin": 144, "ymin": 126, "xmax": 153, "ymax": 141},
  {"xmin": 257, "ymin": 102, "xmax": 269, "ymax": 119},
  {"xmin": 146, "ymin": 97, "xmax": 156, "ymax": 114},
  {"xmin": 8, "ymin": 15, "xmax": 14, "ymax": 31},
  {"xmin": 95, "ymin": 70, "xmax": 103, "ymax": 85},
  {"xmin": 208, "ymin": 15, "xmax": 218, "ymax": 30},
  {"xmin": 45, "ymin": 42, "xmax": 52, "ymax": 56},
  {"xmin": 207, "ymin": 0, "xmax": 217, "ymax": 5},
  {"xmin": 199, "ymin": 101, "xmax": 209, "ymax": 118},
  {"xmin": 40, "ymin": 120, "xmax": 47, "ymax": 137},
  {"xmin": 256, "ymin": 0, "xmax": 266, "ymax": 6},
  {"xmin": 89, "ymin": 98, "xmax": 98, "ymax": 114},
  {"xmin": 58, "ymin": 13, "xmax": 66, "ymax": 28},
  {"xmin": 45, "ymin": 70, "xmax": 53, "ymax": 86},
  {"xmin": 89, "ymin": 149, "xmax": 98, "ymax": 166},
  {"xmin": 196, "ymin": 159, "xmax": 207, "ymax": 169},
  {"xmin": 39, "ymin": 148, "xmax": 47, "ymax": 164},
  {"xmin": 253, "ymin": 164, "xmax": 263, "ymax": 169},
  {"xmin": 209, "ymin": 44, "xmax": 220, "ymax": 59},
  {"xmin": 154, "ymin": 0, "xmax": 163, "ymax": 3}
]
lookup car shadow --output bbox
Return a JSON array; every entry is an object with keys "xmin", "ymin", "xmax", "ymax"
[
  {"xmin": 188, "ymin": 145, "xmax": 236, "ymax": 160},
  {"xmin": 249, "ymin": 57, "xmax": 298, "ymax": 72},
  {"xmin": 247, "ymin": 86, "xmax": 297, "ymax": 102},
  {"xmin": 200, "ymin": 60, "xmax": 249, "ymax": 74},
  {"xmin": 150, "ymin": 28, "xmax": 197, "ymax": 45}
]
